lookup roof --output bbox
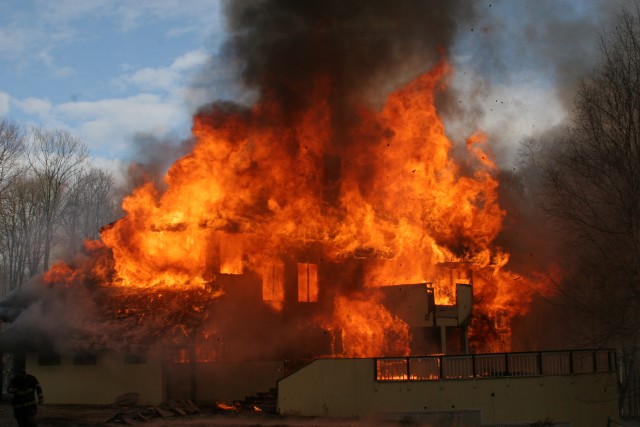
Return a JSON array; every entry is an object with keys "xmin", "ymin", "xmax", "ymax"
[{"xmin": 0, "ymin": 284, "xmax": 222, "ymax": 353}]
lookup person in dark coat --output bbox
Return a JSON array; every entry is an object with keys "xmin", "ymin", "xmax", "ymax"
[{"xmin": 7, "ymin": 369, "xmax": 44, "ymax": 427}]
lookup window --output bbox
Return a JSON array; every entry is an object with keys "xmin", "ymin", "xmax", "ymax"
[
  {"xmin": 73, "ymin": 351, "xmax": 97, "ymax": 365},
  {"xmin": 262, "ymin": 262, "xmax": 284, "ymax": 302},
  {"xmin": 124, "ymin": 352, "xmax": 147, "ymax": 364},
  {"xmin": 297, "ymin": 263, "xmax": 318, "ymax": 302},
  {"xmin": 38, "ymin": 350, "xmax": 61, "ymax": 365}
]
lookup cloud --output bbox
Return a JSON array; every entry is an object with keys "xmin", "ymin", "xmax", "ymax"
[
  {"xmin": 0, "ymin": 92, "xmax": 9, "ymax": 116},
  {"xmin": 0, "ymin": 1, "xmax": 223, "ymax": 77},
  {"xmin": 8, "ymin": 90, "xmax": 189, "ymax": 165},
  {"xmin": 55, "ymin": 94, "xmax": 190, "ymax": 155},
  {"xmin": 114, "ymin": 49, "xmax": 210, "ymax": 92},
  {"xmin": 6, "ymin": 43, "xmax": 216, "ymax": 171},
  {"xmin": 15, "ymin": 97, "xmax": 53, "ymax": 118}
]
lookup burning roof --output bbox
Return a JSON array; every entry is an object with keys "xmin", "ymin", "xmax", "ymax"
[{"xmin": 0, "ymin": 280, "xmax": 221, "ymax": 354}]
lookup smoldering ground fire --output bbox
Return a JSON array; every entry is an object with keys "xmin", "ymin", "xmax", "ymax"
[{"xmin": 9, "ymin": 1, "xmax": 554, "ymax": 361}]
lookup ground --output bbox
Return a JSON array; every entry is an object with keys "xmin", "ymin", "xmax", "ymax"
[
  {"xmin": 2, "ymin": 403, "xmax": 638, "ymax": 427},
  {"xmin": 0, "ymin": 402, "xmax": 394, "ymax": 427}
]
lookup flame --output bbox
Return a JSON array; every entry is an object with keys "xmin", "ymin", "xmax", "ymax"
[
  {"xmin": 330, "ymin": 292, "xmax": 410, "ymax": 357},
  {"xmin": 215, "ymin": 402, "xmax": 240, "ymax": 412},
  {"xmin": 47, "ymin": 59, "xmax": 552, "ymax": 355},
  {"xmin": 102, "ymin": 61, "xmax": 505, "ymax": 287}
]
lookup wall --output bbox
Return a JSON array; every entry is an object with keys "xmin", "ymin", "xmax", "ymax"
[
  {"xmin": 26, "ymin": 352, "xmax": 284, "ymax": 406},
  {"xmin": 277, "ymin": 358, "xmax": 620, "ymax": 425},
  {"xmin": 165, "ymin": 360, "xmax": 285, "ymax": 404},
  {"xmin": 25, "ymin": 352, "xmax": 164, "ymax": 405}
]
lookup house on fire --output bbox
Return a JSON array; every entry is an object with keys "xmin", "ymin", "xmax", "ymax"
[
  {"xmin": 0, "ymin": 241, "xmax": 473, "ymax": 407},
  {"xmin": 0, "ymin": 243, "xmax": 623, "ymax": 425}
]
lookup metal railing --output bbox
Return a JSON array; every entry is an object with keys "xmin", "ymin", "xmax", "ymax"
[{"xmin": 375, "ymin": 349, "xmax": 617, "ymax": 382}]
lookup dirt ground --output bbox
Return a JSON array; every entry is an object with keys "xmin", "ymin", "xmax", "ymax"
[{"xmin": 0, "ymin": 402, "xmax": 392, "ymax": 427}]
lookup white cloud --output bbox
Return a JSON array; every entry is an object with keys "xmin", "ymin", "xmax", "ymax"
[
  {"xmin": 172, "ymin": 50, "xmax": 210, "ymax": 71},
  {"xmin": 55, "ymin": 94, "xmax": 190, "ymax": 156},
  {"xmin": 15, "ymin": 97, "xmax": 53, "ymax": 118},
  {"xmin": 114, "ymin": 49, "xmax": 210, "ymax": 92},
  {"xmin": 8, "ymin": 45, "xmax": 212, "ymax": 162},
  {"xmin": 0, "ymin": 92, "xmax": 9, "ymax": 116},
  {"xmin": 119, "ymin": 68, "xmax": 177, "ymax": 92},
  {"xmin": 1, "ymin": 0, "xmax": 223, "ymax": 76},
  {"xmin": 8, "ymin": 91, "xmax": 189, "ymax": 164}
]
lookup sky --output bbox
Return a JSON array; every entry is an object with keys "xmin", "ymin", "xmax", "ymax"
[
  {"xmin": 0, "ymin": 0, "xmax": 230, "ymax": 174},
  {"xmin": 0, "ymin": 0, "xmax": 629, "ymax": 176}
]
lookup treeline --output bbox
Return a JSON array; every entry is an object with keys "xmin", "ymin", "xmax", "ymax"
[
  {"xmin": 0, "ymin": 118, "xmax": 120, "ymax": 295},
  {"xmin": 504, "ymin": 5, "xmax": 640, "ymax": 414}
]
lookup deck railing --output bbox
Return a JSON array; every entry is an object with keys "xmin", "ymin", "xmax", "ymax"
[{"xmin": 375, "ymin": 349, "xmax": 617, "ymax": 381}]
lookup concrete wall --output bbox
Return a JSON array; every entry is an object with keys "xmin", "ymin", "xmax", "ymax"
[
  {"xmin": 166, "ymin": 360, "xmax": 285, "ymax": 404},
  {"xmin": 26, "ymin": 352, "xmax": 284, "ymax": 406},
  {"xmin": 278, "ymin": 358, "xmax": 620, "ymax": 425},
  {"xmin": 25, "ymin": 352, "xmax": 164, "ymax": 405}
]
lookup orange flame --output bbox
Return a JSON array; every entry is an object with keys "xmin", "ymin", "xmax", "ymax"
[
  {"xmin": 101, "ymin": 61, "xmax": 505, "ymax": 289},
  {"xmin": 330, "ymin": 292, "xmax": 410, "ymax": 357},
  {"xmin": 47, "ymin": 59, "xmax": 552, "ymax": 355}
]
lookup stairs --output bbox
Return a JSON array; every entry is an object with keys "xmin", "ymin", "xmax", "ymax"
[{"xmin": 235, "ymin": 387, "xmax": 278, "ymax": 414}]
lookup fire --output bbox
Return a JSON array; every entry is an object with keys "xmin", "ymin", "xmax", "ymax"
[
  {"xmin": 101, "ymin": 61, "xmax": 503, "ymax": 288},
  {"xmin": 47, "ymin": 59, "xmax": 549, "ymax": 355},
  {"xmin": 215, "ymin": 402, "xmax": 240, "ymax": 412},
  {"xmin": 330, "ymin": 292, "xmax": 410, "ymax": 358}
]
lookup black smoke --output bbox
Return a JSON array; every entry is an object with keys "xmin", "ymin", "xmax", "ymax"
[{"xmin": 221, "ymin": 0, "xmax": 476, "ymax": 113}]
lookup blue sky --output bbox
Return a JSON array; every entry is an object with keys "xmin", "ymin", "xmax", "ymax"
[
  {"xmin": 0, "ymin": 0, "xmax": 624, "ymax": 174},
  {"xmin": 0, "ymin": 0, "xmax": 228, "ymax": 172}
]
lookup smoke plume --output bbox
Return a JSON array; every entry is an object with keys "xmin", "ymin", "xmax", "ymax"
[{"xmin": 223, "ymin": 0, "xmax": 475, "ymax": 110}]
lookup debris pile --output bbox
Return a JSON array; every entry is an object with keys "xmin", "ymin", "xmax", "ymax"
[{"xmin": 106, "ymin": 398, "xmax": 200, "ymax": 424}]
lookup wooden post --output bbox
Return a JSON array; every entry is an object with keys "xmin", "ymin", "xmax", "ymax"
[
  {"xmin": 189, "ymin": 338, "xmax": 197, "ymax": 403},
  {"xmin": 440, "ymin": 326, "xmax": 447, "ymax": 354}
]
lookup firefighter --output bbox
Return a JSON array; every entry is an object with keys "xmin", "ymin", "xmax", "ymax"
[{"xmin": 7, "ymin": 369, "xmax": 44, "ymax": 427}]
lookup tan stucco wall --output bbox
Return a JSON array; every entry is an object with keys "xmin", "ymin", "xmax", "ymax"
[
  {"xmin": 278, "ymin": 358, "xmax": 620, "ymax": 425},
  {"xmin": 25, "ymin": 352, "xmax": 164, "ymax": 405}
]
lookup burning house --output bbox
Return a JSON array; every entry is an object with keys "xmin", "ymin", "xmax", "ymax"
[
  {"xmin": 0, "ymin": 1, "xmax": 624, "ymax": 425},
  {"xmin": 0, "ymin": 238, "xmax": 474, "ymax": 405}
]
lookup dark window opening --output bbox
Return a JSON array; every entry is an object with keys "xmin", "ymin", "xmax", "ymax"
[
  {"xmin": 73, "ymin": 351, "xmax": 97, "ymax": 365},
  {"xmin": 38, "ymin": 351, "xmax": 61, "ymax": 365},
  {"xmin": 124, "ymin": 352, "xmax": 147, "ymax": 364}
]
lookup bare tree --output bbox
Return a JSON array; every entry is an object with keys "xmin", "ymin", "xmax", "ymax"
[
  {"xmin": 59, "ymin": 167, "xmax": 117, "ymax": 254},
  {"xmin": 531, "ymin": 5, "xmax": 640, "ymax": 415},
  {"xmin": 0, "ymin": 118, "xmax": 25, "ymax": 195},
  {"xmin": 0, "ymin": 118, "xmax": 26, "ymax": 294},
  {"xmin": 0, "ymin": 170, "xmax": 47, "ymax": 291},
  {"xmin": 27, "ymin": 128, "xmax": 88, "ymax": 272},
  {"xmin": 542, "ymin": 5, "xmax": 640, "ymax": 335}
]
